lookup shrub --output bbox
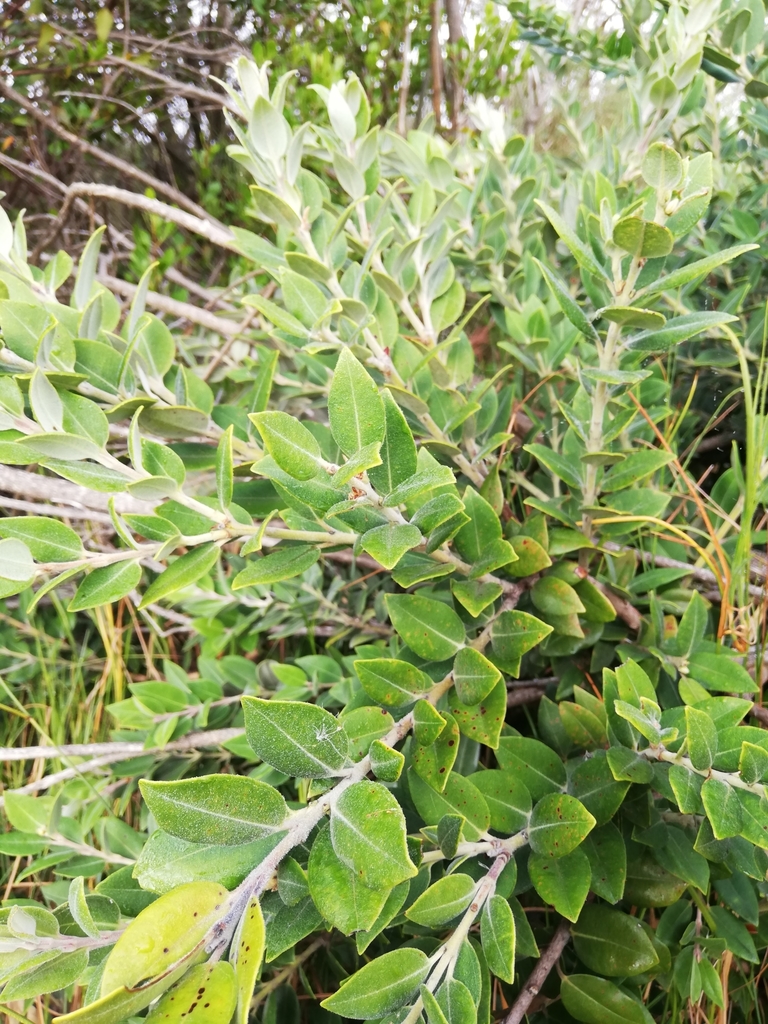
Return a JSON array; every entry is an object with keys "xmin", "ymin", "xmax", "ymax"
[{"xmin": 0, "ymin": 52, "xmax": 767, "ymax": 1024}]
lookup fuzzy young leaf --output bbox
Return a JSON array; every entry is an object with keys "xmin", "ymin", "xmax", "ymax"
[
  {"xmin": 406, "ymin": 873, "xmax": 475, "ymax": 927},
  {"xmin": 242, "ymin": 697, "xmax": 348, "ymax": 778},
  {"xmin": 251, "ymin": 411, "xmax": 324, "ymax": 480},
  {"xmin": 386, "ymin": 593, "xmax": 466, "ymax": 660},
  {"xmin": 230, "ymin": 897, "xmax": 266, "ymax": 1024},
  {"xmin": 328, "ymin": 347, "xmax": 385, "ymax": 456},
  {"xmin": 481, "ymin": 895, "xmax": 515, "ymax": 983},
  {"xmin": 321, "ymin": 947, "xmax": 430, "ymax": 1019},
  {"xmin": 233, "ymin": 544, "xmax": 320, "ymax": 588},
  {"xmin": 331, "ymin": 780, "xmax": 417, "ymax": 890},
  {"xmin": 140, "ymin": 775, "xmax": 288, "ymax": 845},
  {"xmin": 528, "ymin": 793, "xmax": 596, "ymax": 858}
]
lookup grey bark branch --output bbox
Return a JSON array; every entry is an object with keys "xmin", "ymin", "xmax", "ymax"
[
  {"xmin": 65, "ymin": 183, "xmax": 235, "ymax": 249},
  {"xmin": 0, "ymin": 727, "xmax": 244, "ymax": 763},
  {"xmin": 502, "ymin": 918, "xmax": 571, "ymax": 1024},
  {"xmin": 101, "ymin": 274, "xmax": 244, "ymax": 336},
  {"xmin": 0, "ymin": 466, "xmax": 151, "ymax": 515}
]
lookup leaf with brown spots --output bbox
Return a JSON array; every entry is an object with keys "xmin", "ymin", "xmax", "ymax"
[
  {"xmin": 230, "ymin": 896, "xmax": 266, "ymax": 1024},
  {"xmin": 449, "ymin": 679, "xmax": 507, "ymax": 749},
  {"xmin": 145, "ymin": 961, "xmax": 237, "ymax": 1023},
  {"xmin": 412, "ymin": 711, "xmax": 460, "ymax": 793}
]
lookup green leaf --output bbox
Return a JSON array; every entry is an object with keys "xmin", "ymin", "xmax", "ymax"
[
  {"xmin": 506, "ymin": 534, "xmax": 552, "ymax": 577},
  {"xmin": 386, "ymin": 593, "xmax": 466, "ymax": 660},
  {"xmin": 328, "ymin": 347, "xmax": 385, "ymax": 456},
  {"xmin": 688, "ymin": 652, "xmax": 757, "ymax": 693},
  {"xmin": 535, "ymin": 258, "xmax": 600, "ymax": 343},
  {"xmin": 413, "ymin": 699, "xmax": 447, "ymax": 745},
  {"xmin": 468, "ymin": 770, "xmax": 531, "ymax": 834},
  {"xmin": 667, "ymin": 770, "xmax": 704, "ymax": 815},
  {"xmin": 739, "ymin": 741, "xmax": 768, "ymax": 785},
  {"xmin": 406, "ymin": 873, "xmax": 475, "ymax": 927},
  {"xmin": 333, "ymin": 440, "xmax": 383, "ymax": 486},
  {"xmin": 145, "ymin": 961, "xmax": 237, "ymax": 1024},
  {"xmin": 635, "ymin": 244, "xmax": 758, "ymax": 300},
  {"xmin": 355, "ymin": 658, "xmax": 433, "ymax": 707},
  {"xmin": 642, "ymin": 143, "xmax": 683, "ymax": 191},
  {"xmin": 569, "ymin": 750, "xmax": 629, "ymax": 825},
  {"xmin": 436, "ymin": 977, "xmax": 476, "ymax": 1024},
  {"xmin": 0, "ymin": 517, "xmax": 82, "ymax": 562},
  {"xmin": 68, "ymin": 875, "xmax": 100, "ymax": 938},
  {"xmin": 321, "ymin": 947, "xmax": 430, "ymax": 1019},
  {"xmin": 263, "ymin": 893, "xmax": 322, "ymax": 962},
  {"xmin": 281, "ymin": 268, "xmax": 328, "ymax": 327},
  {"xmin": 140, "ymin": 543, "xmax": 219, "ymax": 608},
  {"xmin": 384, "ymin": 464, "xmax": 457, "ymax": 507},
  {"xmin": 602, "ymin": 449, "xmax": 674, "ymax": 491},
  {"xmin": 331, "ymin": 780, "xmax": 417, "ymax": 891},
  {"xmin": 422, "ymin": 986, "xmax": 450, "ymax": 1024},
  {"xmin": 308, "ymin": 823, "xmax": 388, "ymax": 935},
  {"xmin": 230, "ymin": 897, "xmax": 266, "ymax": 1024},
  {"xmin": 448, "ymin": 679, "xmax": 507, "ymax": 749},
  {"xmin": 531, "ymin": 576, "xmax": 585, "ymax": 615},
  {"xmin": 408, "ymin": 768, "xmax": 491, "ymax": 841},
  {"xmin": 412, "ymin": 710, "xmax": 460, "ymax": 792},
  {"xmin": 438, "ymin": 814, "xmax": 465, "ymax": 859},
  {"xmin": 481, "ymin": 895, "xmax": 515, "ymax": 983},
  {"xmin": 3, "ymin": 949, "xmax": 89, "ymax": 1001},
  {"xmin": 233, "ymin": 544, "xmax": 320, "ymax": 589},
  {"xmin": 709, "ymin": 906, "xmax": 760, "ymax": 963},
  {"xmin": 453, "ymin": 487, "xmax": 502, "ymax": 564},
  {"xmin": 524, "ymin": 442, "xmax": 583, "ymax": 490},
  {"xmin": 242, "ymin": 293, "xmax": 309, "ymax": 337},
  {"xmin": 535, "ymin": 201, "xmax": 611, "ymax": 282},
  {"xmin": 342, "ymin": 706, "xmax": 394, "ymax": 761},
  {"xmin": 370, "ymin": 740, "xmax": 405, "ymax": 782},
  {"xmin": 368, "ymin": 388, "xmax": 418, "ymax": 495},
  {"xmin": 355, "ymin": 879, "xmax": 410, "ymax": 955},
  {"xmin": 685, "ymin": 705, "xmax": 718, "ymax": 770},
  {"xmin": 277, "ymin": 858, "xmax": 309, "ymax": 906},
  {"xmin": 616, "ymin": 660, "xmax": 657, "ymax": 705},
  {"xmin": 598, "ymin": 306, "xmax": 666, "ymax": 329},
  {"xmin": 0, "ymin": 537, "xmax": 34, "ymax": 582},
  {"xmin": 100, "ymin": 881, "xmax": 229, "ymax": 994},
  {"xmin": 242, "ymin": 697, "xmax": 348, "ymax": 778},
  {"xmin": 581, "ymin": 822, "xmax": 626, "ymax": 904},
  {"xmin": 701, "ymin": 777, "xmax": 743, "ymax": 839},
  {"xmin": 251, "ymin": 411, "xmax": 323, "ymax": 480},
  {"xmin": 572, "ymin": 905, "xmax": 659, "ymax": 976},
  {"xmin": 561, "ymin": 975, "xmax": 655, "ymax": 1024},
  {"xmin": 453, "ymin": 647, "xmax": 501, "ymax": 705},
  {"xmin": 528, "ymin": 793, "xmax": 596, "ymax": 858},
  {"xmin": 496, "ymin": 736, "xmax": 566, "ymax": 800},
  {"xmin": 69, "ymin": 560, "xmax": 142, "ymax": 612},
  {"xmin": 491, "ymin": 610, "xmax": 553, "ymax": 663},
  {"xmin": 451, "ymin": 579, "xmax": 503, "ymax": 617},
  {"xmin": 626, "ymin": 311, "xmax": 738, "ymax": 353},
  {"xmin": 613, "ymin": 218, "xmax": 673, "ymax": 258},
  {"xmin": 529, "ymin": 847, "xmax": 591, "ymax": 921},
  {"xmin": 140, "ymin": 775, "xmax": 288, "ymax": 845},
  {"xmin": 250, "ymin": 185, "xmax": 301, "ymax": 230},
  {"xmin": 361, "ymin": 523, "xmax": 422, "ymax": 569}
]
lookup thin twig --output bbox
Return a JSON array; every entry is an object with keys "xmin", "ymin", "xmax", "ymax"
[
  {"xmin": 101, "ymin": 275, "xmax": 244, "ymax": 336},
  {"xmin": 0, "ymin": 726, "xmax": 243, "ymax": 763},
  {"xmin": 501, "ymin": 918, "xmax": 571, "ymax": 1024},
  {"xmin": 65, "ymin": 183, "xmax": 236, "ymax": 249}
]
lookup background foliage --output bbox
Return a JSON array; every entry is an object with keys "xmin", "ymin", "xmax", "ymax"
[{"xmin": 2, "ymin": 1, "xmax": 768, "ymax": 1023}]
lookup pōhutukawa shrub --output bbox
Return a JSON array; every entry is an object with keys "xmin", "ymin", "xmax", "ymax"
[{"xmin": 0, "ymin": 52, "xmax": 767, "ymax": 1024}]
